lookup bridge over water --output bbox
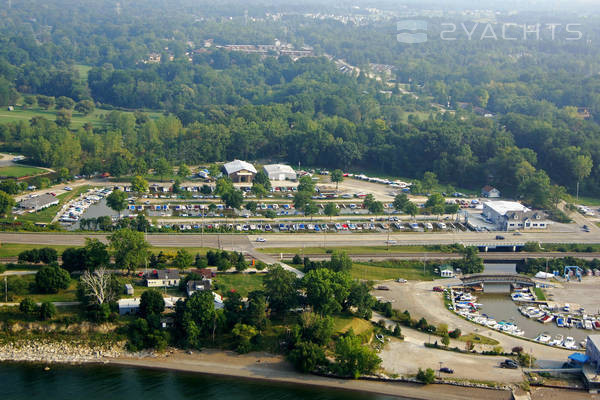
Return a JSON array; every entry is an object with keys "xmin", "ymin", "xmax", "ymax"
[{"xmin": 461, "ymin": 273, "xmax": 535, "ymax": 293}]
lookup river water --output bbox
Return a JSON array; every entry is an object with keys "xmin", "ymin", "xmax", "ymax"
[{"xmin": 0, "ymin": 363, "xmax": 399, "ymax": 400}]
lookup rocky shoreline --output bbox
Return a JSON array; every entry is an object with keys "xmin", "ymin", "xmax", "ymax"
[{"xmin": 0, "ymin": 340, "xmax": 127, "ymax": 363}]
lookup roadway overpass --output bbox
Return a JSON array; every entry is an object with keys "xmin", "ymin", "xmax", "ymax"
[{"xmin": 461, "ymin": 273, "xmax": 535, "ymax": 292}]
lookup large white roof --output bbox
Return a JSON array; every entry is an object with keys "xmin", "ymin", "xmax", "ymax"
[
  {"xmin": 223, "ymin": 160, "xmax": 257, "ymax": 175},
  {"xmin": 484, "ymin": 201, "xmax": 529, "ymax": 216},
  {"xmin": 263, "ymin": 164, "xmax": 295, "ymax": 174}
]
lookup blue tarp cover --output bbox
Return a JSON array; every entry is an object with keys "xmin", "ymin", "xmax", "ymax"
[{"xmin": 568, "ymin": 353, "xmax": 589, "ymax": 363}]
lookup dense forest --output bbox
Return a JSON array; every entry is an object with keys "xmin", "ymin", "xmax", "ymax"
[{"xmin": 0, "ymin": 0, "xmax": 599, "ymax": 202}]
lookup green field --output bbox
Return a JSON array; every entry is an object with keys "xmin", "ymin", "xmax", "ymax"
[
  {"xmin": 260, "ymin": 245, "xmax": 448, "ymax": 255},
  {"xmin": 333, "ymin": 315, "xmax": 374, "ymax": 335},
  {"xmin": 214, "ymin": 273, "xmax": 264, "ymax": 297},
  {"xmin": 0, "ymin": 165, "xmax": 47, "ymax": 178},
  {"xmin": 351, "ymin": 261, "xmax": 437, "ymax": 281},
  {"xmin": 5, "ymin": 275, "xmax": 79, "ymax": 303},
  {"xmin": 458, "ymin": 333, "xmax": 499, "ymax": 346},
  {"xmin": 0, "ymin": 105, "xmax": 163, "ymax": 130}
]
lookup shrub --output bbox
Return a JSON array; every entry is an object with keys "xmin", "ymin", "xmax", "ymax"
[
  {"xmin": 448, "ymin": 328, "xmax": 461, "ymax": 339},
  {"xmin": 39, "ymin": 301, "xmax": 56, "ymax": 320},
  {"xmin": 416, "ymin": 368, "xmax": 436, "ymax": 384},
  {"xmin": 19, "ymin": 297, "xmax": 38, "ymax": 315},
  {"xmin": 35, "ymin": 265, "xmax": 70, "ymax": 294},
  {"xmin": 292, "ymin": 254, "xmax": 302, "ymax": 265}
]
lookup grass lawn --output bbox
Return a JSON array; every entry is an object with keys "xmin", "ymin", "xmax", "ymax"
[
  {"xmin": 534, "ymin": 287, "xmax": 546, "ymax": 301},
  {"xmin": 351, "ymin": 261, "xmax": 437, "ymax": 281},
  {"xmin": 6, "ymin": 275, "xmax": 79, "ymax": 303},
  {"xmin": 576, "ymin": 196, "xmax": 600, "ymax": 207},
  {"xmin": 458, "ymin": 333, "xmax": 499, "ymax": 346},
  {"xmin": 260, "ymin": 245, "xmax": 447, "ymax": 255},
  {"xmin": 333, "ymin": 315, "xmax": 373, "ymax": 335},
  {"xmin": 0, "ymin": 106, "xmax": 163, "ymax": 130},
  {"xmin": 214, "ymin": 273, "xmax": 264, "ymax": 297},
  {"xmin": 0, "ymin": 165, "xmax": 47, "ymax": 178}
]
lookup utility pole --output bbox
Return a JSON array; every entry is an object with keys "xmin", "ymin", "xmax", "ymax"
[{"xmin": 5, "ymin": 276, "xmax": 7, "ymax": 303}]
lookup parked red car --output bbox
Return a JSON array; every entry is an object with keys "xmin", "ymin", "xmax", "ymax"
[{"xmin": 433, "ymin": 286, "xmax": 444, "ymax": 292}]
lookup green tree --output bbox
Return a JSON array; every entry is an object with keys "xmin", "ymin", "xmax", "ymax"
[
  {"xmin": 442, "ymin": 334, "xmax": 450, "ymax": 347},
  {"xmin": 253, "ymin": 171, "xmax": 271, "ymax": 190},
  {"xmin": 329, "ymin": 251, "xmax": 352, "ymax": 273},
  {"xmin": 368, "ymin": 200, "xmax": 384, "ymax": 214},
  {"xmin": 416, "ymin": 368, "xmax": 436, "ymax": 384},
  {"xmin": 131, "ymin": 175, "xmax": 149, "ymax": 194},
  {"xmin": 231, "ymin": 323, "xmax": 258, "ymax": 354},
  {"xmin": 0, "ymin": 190, "xmax": 15, "ymax": 216},
  {"xmin": 404, "ymin": 201, "xmax": 419, "ymax": 218},
  {"xmin": 297, "ymin": 175, "xmax": 315, "ymax": 193},
  {"xmin": 224, "ymin": 290, "xmax": 244, "ymax": 327},
  {"xmin": 106, "ymin": 189, "xmax": 128, "ymax": 217},
  {"xmin": 154, "ymin": 158, "xmax": 172, "ymax": 181},
  {"xmin": 334, "ymin": 332, "xmax": 382, "ymax": 378},
  {"xmin": 19, "ymin": 297, "xmax": 38, "ymax": 315},
  {"xmin": 109, "ymin": 228, "xmax": 150, "ymax": 273},
  {"xmin": 288, "ymin": 341, "xmax": 327, "ymax": 373},
  {"xmin": 55, "ymin": 109, "xmax": 72, "ymax": 127},
  {"xmin": 250, "ymin": 183, "xmax": 268, "ymax": 198},
  {"xmin": 36, "ymin": 95, "xmax": 54, "ymax": 110},
  {"xmin": 55, "ymin": 96, "xmax": 75, "ymax": 110},
  {"xmin": 39, "ymin": 301, "xmax": 57, "ymax": 321},
  {"xmin": 35, "ymin": 265, "xmax": 70, "ymax": 294},
  {"xmin": 222, "ymin": 189, "xmax": 244, "ymax": 210},
  {"xmin": 245, "ymin": 201, "xmax": 257, "ymax": 213},
  {"xmin": 324, "ymin": 202, "xmax": 339, "ymax": 219},
  {"xmin": 422, "ymin": 172, "xmax": 438, "ymax": 192},
  {"xmin": 348, "ymin": 281, "xmax": 374, "ymax": 319},
  {"xmin": 393, "ymin": 193, "xmax": 409, "ymax": 212},
  {"xmin": 457, "ymin": 246, "xmax": 483, "ymax": 274},
  {"xmin": 177, "ymin": 163, "xmax": 191, "ymax": 178},
  {"xmin": 302, "ymin": 268, "xmax": 352, "ymax": 315},
  {"xmin": 74, "ymin": 100, "xmax": 95, "ymax": 115},
  {"xmin": 263, "ymin": 265, "xmax": 298, "ymax": 314},
  {"xmin": 549, "ymin": 185, "xmax": 567, "ymax": 208},
  {"xmin": 139, "ymin": 289, "xmax": 165, "ymax": 318},
  {"xmin": 330, "ymin": 169, "xmax": 344, "ymax": 190},
  {"xmin": 572, "ymin": 154, "xmax": 593, "ymax": 200},
  {"xmin": 173, "ymin": 249, "xmax": 193, "ymax": 270}
]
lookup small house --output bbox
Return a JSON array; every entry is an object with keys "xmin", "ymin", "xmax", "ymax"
[
  {"xmin": 118, "ymin": 298, "xmax": 140, "ymax": 315},
  {"xmin": 481, "ymin": 185, "xmax": 500, "ymax": 198},
  {"xmin": 440, "ymin": 265, "xmax": 455, "ymax": 278},
  {"xmin": 186, "ymin": 279, "xmax": 212, "ymax": 297},
  {"xmin": 145, "ymin": 269, "xmax": 181, "ymax": 287}
]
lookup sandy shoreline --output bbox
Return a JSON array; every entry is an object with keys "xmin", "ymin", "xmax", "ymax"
[
  {"xmin": 0, "ymin": 340, "xmax": 512, "ymax": 399},
  {"xmin": 104, "ymin": 349, "xmax": 513, "ymax": 400}
]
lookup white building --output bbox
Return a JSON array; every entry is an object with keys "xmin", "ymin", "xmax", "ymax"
[
  {"xmin": 482, "ymin": 201, "xmax": 549, "ymax": 231},
  {"xmin": 440, "ymin": 265, "xmax": 455, "ymax": 278},
  {"xmin": 481, "ymin": 185, "xmax": 501, "ymax": 198},
  {"xmin": 145, "ymin": 270, "xmax": 181, "ymax": 287},
  {"xmin": 263, "ymin": 164, "xmax": 297, "ymax": 181}
]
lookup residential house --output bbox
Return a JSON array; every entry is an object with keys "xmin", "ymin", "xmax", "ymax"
[
  {"xmin": 145, "ymin": 269, "xmax": 181, "ymax": 287},
  {"xmin": 222, "ymin": 160, "xmax": 257, "ymax": 183},
  {"xmin": 481, "ymin": 185, "xmax": 500, "ymax": 198},
  {"xmin": 440, "ymin": 265, "xmax": 455, "ymax": 278},
  {"xmin": 186, "ymin": 279, "xmax": 212, "ymax": 297}
]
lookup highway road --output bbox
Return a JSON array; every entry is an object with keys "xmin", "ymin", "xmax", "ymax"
[{"xmin": 0, "ymin": 230, "xmax": 598, "ymax": 250}]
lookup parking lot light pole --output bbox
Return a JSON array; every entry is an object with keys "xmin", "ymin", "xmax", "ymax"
[{"xmin": 439, "ymin": 362, "xmax": 443, "ymax": 378}]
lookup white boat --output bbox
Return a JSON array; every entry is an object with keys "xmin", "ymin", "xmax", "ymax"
[
  {"xmin": 584, "ymin": 319, "xmax": 594, "ymax": 330},
  {"xmin": 548, "ymin": 335, "xmax": 564, "ymax": 346},
  {"xmin": 535, "ymin": 334, "xmax": 551, "ymax": 343},
  {"xmin": 562, "ymin": 337, "xmax": 577, "ymax": 349}
]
